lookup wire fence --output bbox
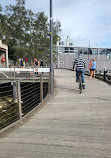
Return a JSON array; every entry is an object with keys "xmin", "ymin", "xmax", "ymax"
[
  {"xmin": 21, "ymin": 82, "xmax": 41, "ymax": 116},
  {"xmin": 0, "ymin": 82, "xmax": 19, "ymax": 130},
  {"xmin": 0, "ymin": 73, "xmax": 50, "ymax": 131}
]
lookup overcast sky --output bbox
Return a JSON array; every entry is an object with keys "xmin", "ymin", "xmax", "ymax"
[{"xmin": 1, "ymin": 0, "xmax": 111, "ymax": 47}]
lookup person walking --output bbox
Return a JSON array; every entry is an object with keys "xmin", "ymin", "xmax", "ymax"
[
  {"xmin": 90, "ymin": 59, "xmax": 96, "ymax": 78},
  {"xmin": 73, "ymin": 53, "xmax": 86, "ymax": 89},
  {"xmin": 88, "ymin": 59, "xmax": 93, "ymax": 78}
]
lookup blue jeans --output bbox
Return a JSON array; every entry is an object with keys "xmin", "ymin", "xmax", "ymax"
[{"xmin": 76, "ymin": 69, "xmax": 85, "ymax": 88}]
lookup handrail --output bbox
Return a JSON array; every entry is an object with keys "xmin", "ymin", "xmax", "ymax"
[
  {"xmin": 0, "ymin": 68, "xmax": 50, "ymax": 72},
  {"xmin": 0, "ymin": 72, "xmax": 51, "ymax": 132}
]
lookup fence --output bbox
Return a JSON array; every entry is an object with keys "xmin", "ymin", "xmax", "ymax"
[
  {"xmin": 0, "ymin": 67, "xmax": 50, "ymax": 79},
  {"xmin": 0, "ymin": 69, "xmax": 50, "ymax": 132},
  {"xmin": 85, "ymin": 70, "xmax": 111, "ymax": 84}
]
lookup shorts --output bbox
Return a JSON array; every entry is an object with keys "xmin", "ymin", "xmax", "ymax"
[{"xmin": 90, "ymin": 69, "xmax": 95, "ymax": 71}]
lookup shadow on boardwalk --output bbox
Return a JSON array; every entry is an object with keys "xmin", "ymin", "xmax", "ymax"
[{"xmin": 0, "ymin": 69, "xmax": 111, "ymax": 158}]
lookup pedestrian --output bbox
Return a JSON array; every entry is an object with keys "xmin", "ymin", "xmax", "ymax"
[
  {"xmin": 88, "ymin": 59, "xmax": 93, "ymax": 78},
  {"xmin": 34, "ymin": 58, "xmax": 40, "ymax": 76},
  {"xmin": 20, "ymin": 58, "xmax": 24, "ymax": 68},
  {"xmin": 40, "ymin": 59, "xmax": 43, "ymax": 68},
  {"xmin": 73, "ymin": 53, "xmax": 86, "ymax": 89},
  {"xmin": 90, "ymin": 59, "xmax": 96, "ymax": 78}
]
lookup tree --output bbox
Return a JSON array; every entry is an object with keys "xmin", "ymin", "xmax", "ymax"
[
  {"xmin": 31, "ymin": 12, "xmax": 49, "ymax": 57},
  {"xmin": 0, "ymin": 0, "xmax": 62, "ymax": 66},
  {"xmin": 3, "ymin": 0, "xmax": 34, "ymax": 61}
]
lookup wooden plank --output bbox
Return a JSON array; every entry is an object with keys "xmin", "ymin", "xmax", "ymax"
[{"xmin": 0, "ymin": 69, "xmax": 111, "ymax": 157}]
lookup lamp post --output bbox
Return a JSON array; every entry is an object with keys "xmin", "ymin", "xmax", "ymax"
[{"xmin": 50, "ymin": 0, "xmax": 53, "ymax": 94}]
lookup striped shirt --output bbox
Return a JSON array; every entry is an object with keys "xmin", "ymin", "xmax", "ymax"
[{"xmin": 73, "ymin": 58, "xmax": 86, "ymax": 69}]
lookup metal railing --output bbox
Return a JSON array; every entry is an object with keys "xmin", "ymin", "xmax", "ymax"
[
  {"xmin": 0, "ymin": 67, "xmax": 50, "ymax": 79},
  {"xmin": 0, "ymin": 82, "xmax": 19, "ymax": 130},
  {"xmin": 0, "ymin": 70, "xmax": 50, "ymax": 132},
  {"xmin": 85, "ymin": 70, "xmax": 111, "ymax": 84}
]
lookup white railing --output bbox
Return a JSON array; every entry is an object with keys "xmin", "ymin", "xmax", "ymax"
[
  {"xmin": 0, "ymin": 68, "xmax": 50, "ymax": 72},
  {"xmin": 0, "ymin": 68, "xmax": 50, "ymax": 78}
]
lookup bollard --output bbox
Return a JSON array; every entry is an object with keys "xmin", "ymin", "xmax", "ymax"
[{"xmin": 103, "ymin": 67, "xmax": 106, "ymax": 81}]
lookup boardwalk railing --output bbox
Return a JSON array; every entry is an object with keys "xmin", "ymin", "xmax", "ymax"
[
  {"xmin": 0, "ymin": 68, "xmax": 50, "ymax": 132},
  {"xmin": 0, "ymin": 67, "xmax": 50, "ymax": 78},
  {"xmin": 85, "ymin": 70, "xmax": 111, "ymax": 83}
]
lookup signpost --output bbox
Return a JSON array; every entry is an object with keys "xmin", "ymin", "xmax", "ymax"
[{"xmin": 50, "ymin": 0, "xmax": 53, "ymax": 94}]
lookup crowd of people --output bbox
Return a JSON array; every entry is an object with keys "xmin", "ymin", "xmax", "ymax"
[{"xmin": 20, "ymin": 58, "xmax": 43, "ymax": 69}]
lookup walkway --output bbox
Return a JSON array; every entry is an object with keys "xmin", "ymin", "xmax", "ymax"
[{"xmin": 0, "ymin": 69, "xmax": 111, "ymax": 158}]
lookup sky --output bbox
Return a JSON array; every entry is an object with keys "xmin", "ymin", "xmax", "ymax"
[{"xmin": 1, "ymin": 0, "xmax": 111, "ymax": 48}]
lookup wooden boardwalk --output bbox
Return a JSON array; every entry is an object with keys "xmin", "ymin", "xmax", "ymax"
[{"xmin": 0, "ymin": 69, "xmax": 111, "ymax": 158}]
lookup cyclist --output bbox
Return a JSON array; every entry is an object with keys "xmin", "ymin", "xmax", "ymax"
[{"xmin": 73, "ymin": 53, "xmax": 86, "ymax": 89}]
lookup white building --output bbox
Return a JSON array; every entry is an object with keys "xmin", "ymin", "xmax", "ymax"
[{"xmin": 56, "ymin": 37, "xmax": 111, "ymax": 71}]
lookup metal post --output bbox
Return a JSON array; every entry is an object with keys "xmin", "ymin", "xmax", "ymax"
[
  {"xmin": 57, "ymin": 46, "xmax": 59, "ymax": 68},
  {"xmin": 48, "ymin": 72, "xmax": 51, "ymax": 93},
  {"xmin": 88, "ymin": 40, "xmax": 90, "ymax": 61},
  {"xmin": 17, "ymin": 80, "xmax": 22, "ymax": 119},
  {"xmin": 50, "ymin": 0, "xmax": 53, "ymax": 94},
  {"xmin": 14, "ymin": 67, "xmax": 15, "ymax": 78},
  {"xmin": 13, "ymin": 81, "xmax": 17, "ymax": 103},
  {"xmin": 33, "ymin": 68, "xmax": 35, "ymax": 80},
  {"xmin": 97, "ymin": 48, "xmax": 99, "ymax": 70}
]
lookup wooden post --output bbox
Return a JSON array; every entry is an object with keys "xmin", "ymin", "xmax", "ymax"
[{"xmin": 40, "ymin": 73, "xmax": 43, "ymax": 102}]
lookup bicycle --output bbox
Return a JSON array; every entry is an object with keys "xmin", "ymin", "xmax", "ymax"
[{"xmin": 77, "ymin": 71, "xmax": 83, "ymax": 93}]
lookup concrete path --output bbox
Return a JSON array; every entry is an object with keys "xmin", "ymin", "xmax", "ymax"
[{"xmin": 0, "ymin": 69, "xmax": 111, "ymax": 158}]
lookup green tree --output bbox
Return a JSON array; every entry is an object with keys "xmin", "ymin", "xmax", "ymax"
[
  {"xmin": 0, "ymin": 0, "xmax": 62, "ymax": 66},
  {"xmin": 3, "ymin": 0, "xmax": 33, "ymax": 61},
  {"xmin": 31, "ymin": 12, "xmax": 49, "ymax": 59}
]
